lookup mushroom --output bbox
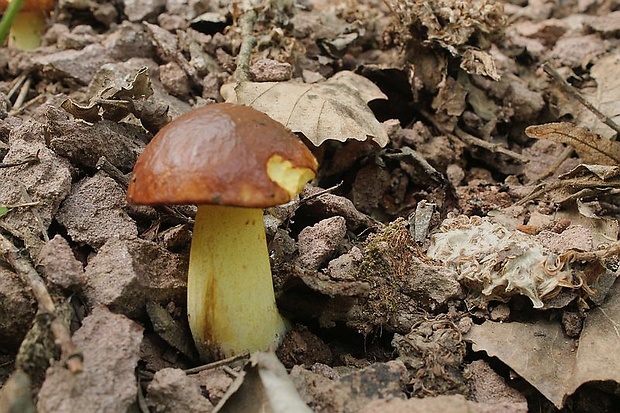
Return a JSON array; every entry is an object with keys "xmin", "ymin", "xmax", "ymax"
[
  {"xmin": 127, "ymin": 103, "xmax": 318, "ymax": 360},
  {"xmin": 0, "ymin": 0, "xmax": 55, "ymax": 50}
]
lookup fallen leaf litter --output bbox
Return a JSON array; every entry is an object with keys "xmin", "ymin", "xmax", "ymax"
[{"xmin": 1, "ymin": 0, "xmax": 620, "ymax": 411}]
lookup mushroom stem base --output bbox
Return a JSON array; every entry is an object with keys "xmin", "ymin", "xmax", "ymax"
[{"xmin": 187, "ymin": 205, "xmax": 289, "ymax": 361}]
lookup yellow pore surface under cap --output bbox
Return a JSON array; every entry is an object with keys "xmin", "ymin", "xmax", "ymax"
[{"xmin": 266, "ymin": 154, "xmax": 315, "ymax": 200}]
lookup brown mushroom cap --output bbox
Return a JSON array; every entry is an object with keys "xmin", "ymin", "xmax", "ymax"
[
  {"xmin": 127, "ymin": 103, "xmax": 318, "ymax": 208},
  {"xmin": 0, "ymin": 0, "xmax": 55, "ymax": 12}
]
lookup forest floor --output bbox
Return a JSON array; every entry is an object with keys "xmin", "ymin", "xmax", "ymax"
[{"xmin": 1, "ymin": 0, "xmax": 620, "ymax": 412}]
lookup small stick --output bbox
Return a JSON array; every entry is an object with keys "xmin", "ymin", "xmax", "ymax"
[
  {"xmin": 1, "ymin": 201, "xmax": 39, "ymax": 208},
  {"xmin": 6, "ymin": 73, "xmax": 27, "ymax": 100},
  {"xmin": 222, "ymin": 365, "xmax": 241, "ymax": 378},
  {"xmin": 300, "ymin": 181, "xmax": 343, "ymax": 203},
  {"xmin": 543, "ymin": 63, "xmax": 620, "ymax": 137},
  {"xmin": 233, "ymin": 8, "xmax": 257, "ymax": 82},
  {"xmin": 183, "ymin": 352, "xmax": 249, "ymax": 374},
  {"xmin": 96, "ymin": 156, "xmax": 130, "ymax": 188},
  {"xmin": 517, "ymin": 177, "xmax": 620, "ymax": 205},
  {"xmin": 12, "ymin": 76, "xmax": 31, "ymax": 110},
  {"xmin": 454, "ymin": 127, "xmax": 530, "ymax": 163},
  {"xmin": 20, "ymin": 185, "xmax": 48, "ymax": 242},
  {"xmin": 0, "ymin": 233, "xmax": 83, "ymax": 372},
  {"xmin": 10, "ymin": 94, "xmax": 46, "ymax": 116}
]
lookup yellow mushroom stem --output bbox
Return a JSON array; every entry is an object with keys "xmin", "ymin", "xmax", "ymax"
[
  {"xmin": 187, "ymin": 205, "xmax": 289, "ymax": 361},
  {"xmin": 8, "ymin": 10, "xmax": 47, "ymax": 50},
  {"xmin": 187, "ymin": 155, "xmax": 315, "ymax": 360}
]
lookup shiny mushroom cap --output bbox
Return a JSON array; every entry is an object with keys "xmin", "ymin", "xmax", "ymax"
[
  {"xmin": 0, "ymin": 0, "xmax": 55, "ymax": 12},
  {"xmin": 127, "ymin": 103, "xmax": 318, "ymax": 208}
]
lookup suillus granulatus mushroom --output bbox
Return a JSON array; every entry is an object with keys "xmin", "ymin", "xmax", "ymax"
[{"xmin": 127, "ymin": 103, "xmax": 318, "ymax": 360}]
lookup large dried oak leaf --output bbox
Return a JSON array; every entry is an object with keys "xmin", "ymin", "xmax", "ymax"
[{"xmin": 223, "ymin": 71, "xmax": 389, "ymax": 147}]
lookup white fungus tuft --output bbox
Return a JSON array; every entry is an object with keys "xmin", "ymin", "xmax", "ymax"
[{"xmin": 427, "ymin": 215, "xmax": 577, "ymax": 308}]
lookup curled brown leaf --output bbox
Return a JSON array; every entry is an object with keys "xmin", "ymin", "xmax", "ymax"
[{"xmin": 525, "ymin": 122, "xmax": 620, "ymax": 166}]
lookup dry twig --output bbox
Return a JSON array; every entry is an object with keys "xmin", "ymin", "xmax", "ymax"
[
  {"xmin": 0, "ymin": 233, "xmax": 83, "ymax": 373},
  {"xmin": 421, "ymin": 109, "xmax": 529, "ymax": 163},
  {"xmin": 530, "ymin": 146, "xmax": 574, "ymax": 182},
  {"xmin": 300, "ymin": 181, "xmax": 343, "ymax": 203},
  {"xmin": 9, "ymin": 94, "xmax": 46, "ymax": 116},
  {"xmin": 12, "ymin": 76, "xmax": 31, "ymax": 111},
  {"xmin": 19, "ymin": 185, "xmax": 48, "ymax": 243},
  {"xmin": 454, "ymin": 126, "xmax": 530, "ymax": 163},
  {"xmin": 543, "ymin": 63, "xmax": 620, "ymax": 137},
  {"xmin": 183, "ymin": 353, "xmax": 249, "ymax": 375},
  {"xmin": 233, "ymin": 7, "xmax": 257, "ymax": 82},
  {"xmin": 7, "ymin": 73, "xmax": 27, "ymax": 101},
  {"xmin": 516, "ymin": 178, "xmax": 620, "ymax": 206}
]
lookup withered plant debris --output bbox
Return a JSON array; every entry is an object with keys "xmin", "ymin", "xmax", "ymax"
[
  {"xmin": 61, "ymin": 67, "xmax": 171, "ymax": 134},
  {"xmin": 384, "ymin": 0, "xmax": 506, "ymax": 81},
  {"xmin": 0, "ymin": 233, "xmax": 82, "ymax": 376},
  {"xmin": 467, "ymin": 279, "xmax": 620, "ymax": 410},
  {"xmin": 393, "ymin": 315, "xmax": 468, "ymax": 397},
  {"xmin": 526, "ymin": 122, "xmax": 620, "ymax": 166},
  {"xmin": 214, "ymin": 352, "xmax": 312, "ymax": 413},
  {"xmin": 428, "ymin": 214, "xmax": 618, "ymax": 309},
  {"xmin": 0, "ymin": 202, "xmax": 39, "ymax": 219},
  {"xmin": 222, "ymin": 71, "xmax": 389, "ymax": 147},
  {"xmin": 146, "ymin": 301, "xmax": 198, "ymax": 361},
  {"xmin": 341, "ymin": 219, "xmax": 461, "ymax": 334},
  {"xmin": 542, "ymin": 63, "xmax": 620, "ymax": 138},
  {"xmin": 3, "ymin": 0, "xmax": 620, "ymax": 410},
  {"xmin": 568, "ymin": 54, "xmax": 620, "ymax": 139},
  {"xmin": 519, "ymin": 164, "xmax": 620, "ymax": 212}
]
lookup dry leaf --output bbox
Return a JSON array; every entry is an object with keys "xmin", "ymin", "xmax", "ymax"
[
  {"xmin": 222, "ymin": 71, "xmax": 389, "ymax": 147},
  {"xmin": 146, "ymin": 301, "xmax": 197, "ymax": 360},
  {"xmin": 466, "ymin": 278, "xmax": 620, "ymax": 408},
  {"xmin": 432, "ymin": 76, "xmax": 467, "ymax": 117},
  {"xmin": 460, "ymin": 48, "xmax": 500, "ymax": 81},
  {"xmin": 518, "ymin": 163, "xmax": 620, "ymax": 211},
  {"xmin": 537, "ymin": 208, "xmax": 619, "ymax": 249},
  {"xmin": 62, "ymin": 66, "xmax": 153, "ymax": 122},
  {"xmin": 62, "ymin": 67, "xmax": 170, "ymax": 133},
  {"xmin": 459, "ymin": 71, "xmax": 498, "ymax": 123},
  {"xmin": 466, "ymin": 319, "xmax": 576, "ymax": 408},
  {"xmin": 525, "ymin": 122, "xmax": 620, "ymax": 165},
  {"xmin": 214, "ymin": 352, "xmax": 312, "ymax": 413},
  {"xmin": 559, "ymin": 164, "xmax": 620, "ymax": 181},
  {"xmin": 566, "ymin": 54, "xmax": 620, "ymax": 139}
]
